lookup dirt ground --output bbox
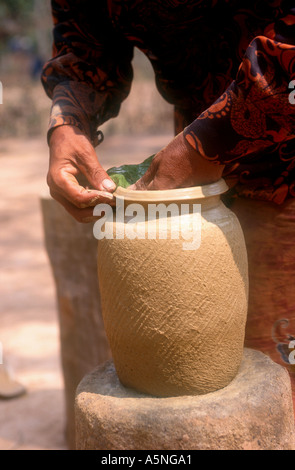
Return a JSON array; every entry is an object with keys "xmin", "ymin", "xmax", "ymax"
[{"xmin": 0, "ymin": 132, "xmax": 172, "ymax": 450}]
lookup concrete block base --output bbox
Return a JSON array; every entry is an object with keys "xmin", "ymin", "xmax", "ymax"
[{"xmin": 75, "ymin": 349, "xmax": 295, "ymax": 450}]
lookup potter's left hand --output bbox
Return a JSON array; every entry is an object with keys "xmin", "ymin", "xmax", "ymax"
[{"xmin": 129, "ymin": 132, "xmax": 224, "ymax": 190}]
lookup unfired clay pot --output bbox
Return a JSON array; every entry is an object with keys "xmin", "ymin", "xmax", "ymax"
[{"xmin": 97, "ymin": 179, "xmax": 248, "ymax": 397}]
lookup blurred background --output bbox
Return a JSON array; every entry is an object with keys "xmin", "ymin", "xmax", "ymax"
[
  {"xmin": 0, "ymin": 0, "xmax": 173, "ymax": 139},
  {"xmin": 0, "ymin": 0, "xmax": 173, "ymax": 450}
]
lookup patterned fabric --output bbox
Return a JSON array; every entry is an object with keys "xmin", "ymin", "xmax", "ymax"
[{"xmin": 42, "ymin": 0, "xmax": 295, "ymax": 202}]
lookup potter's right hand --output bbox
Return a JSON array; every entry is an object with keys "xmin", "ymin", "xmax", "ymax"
[
  {"xmin": 48, "ymin": 125, "xmax": 116, "ymax": 223},
  {"xmin": 129, "ymin": 132, "xmax": 224, "ymax": 191}
]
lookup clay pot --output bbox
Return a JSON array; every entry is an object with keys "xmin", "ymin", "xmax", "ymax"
[{"xmin": 96, "ymin": 179, "xmax": 248, "ymax": 397}]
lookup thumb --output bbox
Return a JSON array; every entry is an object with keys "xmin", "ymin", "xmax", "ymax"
[{"xmin": 77, "ymin": 150, "xmax": 116, "ymax": 192}]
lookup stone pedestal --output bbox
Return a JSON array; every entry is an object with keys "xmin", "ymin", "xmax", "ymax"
[
  {"xmin": 40, "ymin": 195, "xmax": 111, "ymax": 449},
  {"xmin": 75, "ymin": 349, "xmax": 295, "ymax": 450}
]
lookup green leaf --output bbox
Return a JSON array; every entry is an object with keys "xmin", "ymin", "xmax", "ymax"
[{"xmin": 107, "ymin": 155, "xmax": 154, "ymax": 189}]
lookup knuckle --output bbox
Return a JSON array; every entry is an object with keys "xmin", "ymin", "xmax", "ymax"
[
  {"xmin": 48, "ymin": 188, "xmax": 56, "ymax": 200},
  {"xmin": 46, "ymin": 171, "xmax": 54, "ymax": 188},
  {"xmin": 47, "ymin": 169, "xmax": 64, "ymax": 191},
  {"xmin": 88, "ymin": 166, "xmax": 105, "ymax": 181},
  {"xmin": 90, "ymin": 169, "xmax": 102, "ymax": 182}
]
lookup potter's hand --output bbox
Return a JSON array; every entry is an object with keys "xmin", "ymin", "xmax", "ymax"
[
  {"xmin": 48, "ymin": 126, "xmax": 116, "ymax": 223},
  {"xmin": 129, "ymin": 132, "xmax": 224, "ymax": 190}
]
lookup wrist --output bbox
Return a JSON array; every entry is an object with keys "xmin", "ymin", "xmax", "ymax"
[
  {"xmin": 180, "ymin": 132, "xmax": 225, "ymax": 185},
  {"xmin": 49, "ymin": 82, "xmax": 101, "ymax": 147},
  {"xmin": 48, "ymin": 124, "xmax": 89, "ymax": 147}
]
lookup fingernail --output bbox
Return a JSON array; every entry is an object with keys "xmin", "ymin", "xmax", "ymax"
[{"xmin": 102, "ymin": 179, "xmax": 116, "ymax": 191}]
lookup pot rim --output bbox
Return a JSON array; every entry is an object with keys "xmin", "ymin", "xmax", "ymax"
[{"xmin": 114, "ymin": 179, "xmax": 229, "ymax": 203}]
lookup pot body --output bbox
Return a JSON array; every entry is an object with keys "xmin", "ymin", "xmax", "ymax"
[{"xmin": 97, "ymin": 180, "xmax": 248, "ymax": 396}]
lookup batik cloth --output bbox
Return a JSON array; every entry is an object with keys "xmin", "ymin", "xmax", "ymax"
[{"xmin": 42, "ymin": 0, "xmax": 295, "ymax": 203}]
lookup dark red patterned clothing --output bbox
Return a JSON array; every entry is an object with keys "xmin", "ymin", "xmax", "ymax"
[{"xmin": 42, "ymin": 0, "xmax": 295, "ymax": 203}]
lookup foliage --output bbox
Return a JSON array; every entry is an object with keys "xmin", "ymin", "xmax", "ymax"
[{"xmin": 107, "ymin": 155, "xmax": 154, "ymax": 188}]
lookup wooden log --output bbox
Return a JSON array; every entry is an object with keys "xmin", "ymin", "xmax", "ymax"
[{"xmin": 40, "ymin": 195, "xmax": 111, "ymax": 449}]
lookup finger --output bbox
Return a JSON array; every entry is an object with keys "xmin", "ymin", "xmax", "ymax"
[
  {"xmin": 75, "ymin": 150, "xmax": 116, "ymax": 193},
  {"xmin": 50, "ymin": 189, "xmax": 113, "ymax": 223},
  {"xmin": 48, "ymin": 169, "xmax": 115, "ymax": 209},
  {"xmin": 129, "ymin": 177, "xmax": 155, "ymax": 191},
  {"xmin": 50, "ymin": 189, "xmax": 96, "ymax": 223}
]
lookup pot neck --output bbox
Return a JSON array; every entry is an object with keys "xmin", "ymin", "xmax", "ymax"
[{"xmin": 114, "ymin": 179, "xmax": 228, "ymax": 211}]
